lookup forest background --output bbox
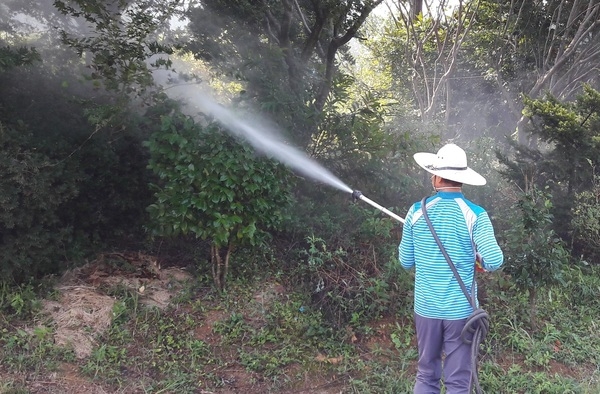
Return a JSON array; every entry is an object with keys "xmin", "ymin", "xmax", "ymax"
[{"xmin": 2, "ymin": 0, "xmax": 600, "ymax": 393}]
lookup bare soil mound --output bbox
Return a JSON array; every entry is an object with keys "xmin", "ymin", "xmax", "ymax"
[{"xmin": 43, "ymin": 252, "xmax": 192, "ymax": 359}]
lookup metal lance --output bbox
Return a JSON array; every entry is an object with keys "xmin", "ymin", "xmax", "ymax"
[{"xmin": 352, "ymin": 190, "xmax": 405, "ymax": 224}]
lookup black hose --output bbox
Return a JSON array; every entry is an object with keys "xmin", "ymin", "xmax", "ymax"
[{"xmin": 462, "ymin": 308, "xmax": 489, "ymax": 394}]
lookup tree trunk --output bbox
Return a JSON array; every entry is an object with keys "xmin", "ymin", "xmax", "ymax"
[
  {"xmin": 394, "ymin": 0, "xmax": 478, "ymax": 127},
  {"xmin": 210, "ymin": 243, "xmax": 233, "ymax": 292},
  {"xmin": 412, "ymin": 0, "xmax": 423, "ymax": 20},
  {"xmin": 211, "ymin": 244, "xmax": 221, "ymax": 291},
  {"xmin": 529, "ymin": 287, "xmax": 538, "ymax": 331}
]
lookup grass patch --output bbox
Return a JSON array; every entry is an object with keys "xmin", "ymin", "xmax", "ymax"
[{"xmin": 1, "ymin": 262, "xmax": 600, "ymax": 393}]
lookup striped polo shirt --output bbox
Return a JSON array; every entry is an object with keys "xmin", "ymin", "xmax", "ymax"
[{"xmin": 399, "ymin": 191, "xmax": 503, "ymax": 320}]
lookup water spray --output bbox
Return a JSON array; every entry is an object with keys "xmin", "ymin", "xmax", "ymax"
[
  {"xmin": 352, "ymin": 190, "xmax": 405, "ymax": 224},
  {"xmin": 151, "ymin": 69, "xmax": 407, "ymax": 222}
]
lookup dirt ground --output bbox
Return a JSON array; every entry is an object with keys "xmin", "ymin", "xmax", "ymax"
[{"xmin": 1, "ymin": 253, "xmax": 352, "ymax": 394}]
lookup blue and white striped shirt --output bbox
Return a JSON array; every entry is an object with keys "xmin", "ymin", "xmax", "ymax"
[{"xmin": 399, "ymin": 191, "xmax": 503, "ymax": 320}]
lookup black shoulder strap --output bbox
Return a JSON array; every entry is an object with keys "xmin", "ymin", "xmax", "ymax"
[{"xmin": 420, "ymin": 197, "xmax": 476, "ymax": 308}]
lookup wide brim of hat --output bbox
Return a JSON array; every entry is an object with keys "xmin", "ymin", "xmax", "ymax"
[{"xmin": 414, "ymin": 152, "xmax": 486, "ymax": 186}]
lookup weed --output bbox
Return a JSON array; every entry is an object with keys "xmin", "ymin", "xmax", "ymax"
[
  {"xmin": 238, "ymin": 347, "xmax": 299, "ymax": 376},
  {"xmin": 0, "ymin": 282, "xmax": 41, "ymax": 318},
  {"xmin": 105, "ymin": 284, "xmax": 141, "ymax": 318},
  {"xmin": 0, "ymin": 380, "xmax": 29, "ymax": 394},
  {"xmin": 390, "ymin": 322, "xmax": 414, "ymax": 351},
  {"xmin": 0, "ymin": 325, "xmax": 74, "ymax": 375},
  {"xmin": 213, "ymin": 312, "xmax": 254, "ymax": 343},
  {"xmin": 480, "ymin": 362, "xmax": 581, "ymax": 393},
  {"xmin": 298, "ymin": 236, "xmax": 404, "ymax": 329},
  {"xmin": 347, "ymin": 362, "xmax": 414, "ymax": 393},
  {"xmin": 82, "ymin": 344, "xmax": 127, "ymax": 382}
]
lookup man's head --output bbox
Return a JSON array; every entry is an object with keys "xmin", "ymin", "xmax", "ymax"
[{"xmin": 414, "ymin": 143, "xmax": 486, "ymax": 186}]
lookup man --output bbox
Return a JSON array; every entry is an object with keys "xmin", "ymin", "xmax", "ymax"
[{"xmin": 399, "ymin": 143, "xmax": 503, "ymax": 393}]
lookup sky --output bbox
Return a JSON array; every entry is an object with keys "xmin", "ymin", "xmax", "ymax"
[{"xmin": 375, "ymin": 0, "xmax": 462, "ymax": 18}]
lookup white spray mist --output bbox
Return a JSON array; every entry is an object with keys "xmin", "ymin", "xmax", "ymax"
[{"xmin": 152, "ymin": 69, "xmax": 353, "ymax": 194}]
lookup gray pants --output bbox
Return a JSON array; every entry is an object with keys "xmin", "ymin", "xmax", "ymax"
[{"xmin": 413, "ymin": 314, "xmax": 473, "ymax": 394}]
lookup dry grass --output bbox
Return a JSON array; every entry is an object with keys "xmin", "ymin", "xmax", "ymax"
[{"xmin": 41, "ymin": 253, "xmax": 192, "ymax": 359}]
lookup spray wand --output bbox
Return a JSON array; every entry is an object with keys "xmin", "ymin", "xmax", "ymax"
[{"xmin": 352, "ymin": 190, "xmax": 405, "ymax": 224}]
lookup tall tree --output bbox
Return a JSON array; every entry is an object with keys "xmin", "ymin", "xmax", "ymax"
[
  {"xmin": 412, "ymin": 0, "xmax": 423, "ymax": 19},
  {"xmin": 473, "ymin": 0, "xmax": 600, "ymax": 143},
  {"xmin": 0, "ymin": 0, "xmax": 180, "ymax": 281},
  {"xmin": 359, "ymin": 0, "xmax": 497, "ymax": 142},
  {"xmin": 364, "ymin": 0, "xmax": 600, "ymax": 143},
  {"xmin": 387, "ymin": 0, "xmax": 481, "ymax": 126},
  {"xmin": 497, "ymin": 85, "xmax": 600, "ymax": 246},
  {"xmin": 184, "ymin": 0, "xmax": 383, "ymax": 147},
  {"xmin": 53, "ymin": 0, "xmax": 179, "ymax": 101}
]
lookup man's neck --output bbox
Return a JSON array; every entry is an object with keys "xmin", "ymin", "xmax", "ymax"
[{"xmin": 436, "ymin": 187, "xmax": 462, "ymax": 192}]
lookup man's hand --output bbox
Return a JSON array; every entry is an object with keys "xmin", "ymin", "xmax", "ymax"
[{"xmin": 475, "ymin": 252, "xmax": 486, "ymax": 272}]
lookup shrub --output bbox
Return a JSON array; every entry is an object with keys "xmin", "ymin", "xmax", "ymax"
[
  {"xmin": 0, "ymin": 122, "xmax": 78, "ymax": 281},
  {"xmin": 283, "ymin": 193, "xmax": 411, "ymax": 328},
  {"xmin": 502, "ymin": 186, "xmax": 570, "ymax": 329},
  {"xmin": 571, "ymin": 172, "xmax": 600, "ymax": 262},
  {"xmin": 145, "ymin": 113, "xmax": 294, "ymax": 290}
]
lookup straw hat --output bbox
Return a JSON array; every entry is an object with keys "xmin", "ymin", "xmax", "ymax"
[{"xmin": 414, "ymin": 143, "xmax": 486, "ymax": 186}]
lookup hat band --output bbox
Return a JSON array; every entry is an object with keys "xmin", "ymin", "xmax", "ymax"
[{"xmin": 426, "ymin": 165, "xmax": 467, "ymax": 171}]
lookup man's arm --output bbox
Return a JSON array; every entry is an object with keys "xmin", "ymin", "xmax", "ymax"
[
  {"xmin": 473, "ymin": 212, "xmax": 503, "ymax": 271},
  {"xmin": 399, "ymin": 205, "xmax": 416, "ymax": 270}
]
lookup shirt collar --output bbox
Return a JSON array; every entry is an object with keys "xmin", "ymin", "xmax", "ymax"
[{"xmin": 436, "ymin": 191, "xmax": 463, "ymax": 198}]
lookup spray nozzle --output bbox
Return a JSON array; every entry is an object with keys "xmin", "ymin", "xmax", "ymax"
[{"xmin": 351, "ymin": 189, "xmax": 405, "ymax": 224}]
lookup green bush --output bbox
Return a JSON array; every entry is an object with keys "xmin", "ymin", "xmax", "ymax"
[
  {"xmin": 0, "ymin": 64, "xmax": 157, "ymax": 281},
  {"xmin": 0, "ymin": 122, "xmax": 78, "ymax": 281},
  {"xmin": 502, "ymin": 186, "xmax": 570, "ymax": 329},
  {"xmin": 498, "ymin": 86, "xmax": 600, "ymax": 248},
  {"xmin": 145, "ymin": 113, "xmax": 294, "ymax": 290},
  {"xmin": 571, "ymin": 173, "xmax": 600, "ymax": 263},
  {"xmin": 56, "ymin": 127, "xmax": 153, "ymax": 246}
]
